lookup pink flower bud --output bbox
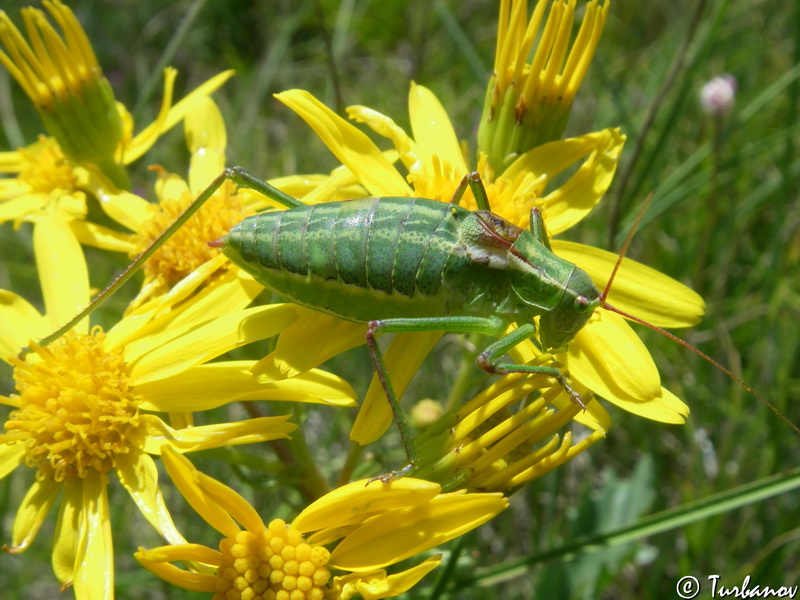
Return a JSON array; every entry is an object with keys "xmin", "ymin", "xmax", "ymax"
[{"xmin": 700, "ymin": 75, "xmax": 737, "ymax": 116}]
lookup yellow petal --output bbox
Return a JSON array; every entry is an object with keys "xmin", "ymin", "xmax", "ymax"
[
  {"xmin": 123, "ymin": 69, "xmax": 234, "ymax": 164},
  {"xmin": 135, "ymin": 547, "xmax": 219, "ymax": 592},
  {"xmin": 346, "ymin": 105, "xmax": 419, "ymax": 171},
  {"xmin": 337, "ymin": 556, "xmax": 442, "ymax": 600},
  {"xmin": 69, "ymin": 220, "xmax": 135, "ymax": 253},
  {"xmin": 126, "ymin": 260, "xmax": 259, "ymax": 327},
  {"xmin": 293, "ymin": 478, "xmax": 442, "ymax": 534},
  {"xmin": 159, "ymin": 446, "xmax": 240, "ymax": 538},
  {"xmin": 115, "ymin": 450, "xmax": 187, "ymax": 546},
  {"xmin": 128, "ymin": 304, "xmax": 299, "ymax": 384},
  {"xmin": 84, "ymin": 166, "xmax": 152, "ymax": 230},
  {"xmin": 605, "ymin": 385, "xmax": 689, "ymax": 424},
  {"xmin": 254, "ymin": 309, "xmax": 365, "ymax": 378},
  {"xmin": 568, "ymin": 312, "xmax": 689, "ymax": 423},
  {"xmin": 95, "ymin": 190, "xmax": 152, "ymax": 232},
  {"xmin": 136, "ymin": 361, "xmax": 356, "ymax": 412},
  {"xmin": 408, "ymin": 82, "xmax": 467, "ymax": 174},
  {"xmin": 0, "ymin": 193, "xmax": 45, "ymax": 222},
  {"xmin": 196, "ymin": 471, "xmax": 264, "ymax": 534},
  {"xmin": 571, "ymin": 396, "xmax": 612, "ymax": 431},
  {"xmin": 185, "ymin": 97, "xmax": 227, "ymax": 194},
  {"xmin": 109, "ymin": 266, "xmax": 266, "ymax": 353},
  {"xmin": 568, "ymin": 311, "xmax": 660, "ymax": 402},
  {"xmin": 503, "ymin": 128, "xmax": 625, "ymax": 235},
  {"xmin": 351, "ymin": 331, "xmax": 442, "ymax": 445},
  {"xmin": 136, "ymin": 542, "xmax": 223, "ymax": 569},
  {"xmin": 552, "ymin": 240, "xmax": 705, "ymax": 328},
  {"xmin": 330, "ymin": 492, "xmax": 507, "ymax": 571},
  {"xmin": 154, "ymin": 169, "xmax": 190, "ymax": 204},
  {"xmin": 120, "ymin": 68, "xmax": 177, "ymax": 164},
  {"xmin": 33, "ymin": 215, "xmax": 90, "ymax": 334},
  {"xmin": 8, "ymin": 476, "xmax": 60, "ymax": 552},
  {"xmin": 0, "ymin": 290, "xmax": 48, "ymax": 360},
  {"xmin": 143, "ymin": 414, "xmax": 295, "ymax": 453},
  {"xmin": 506, "ymin": 335, "xmax": 610, "ymax": 431},
  {"xmin": 275, "ymin": 89, "xmax": 412, "ymax": 197},
  {"xmin": 72, "ymin": 475, "xmax": 113, "ymax": 600},
  {"xmin": 52, "ymin": 481, "xmax": 83, "ymax": 585}
]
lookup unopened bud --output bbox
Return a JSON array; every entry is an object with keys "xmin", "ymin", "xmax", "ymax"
[{"xmin": 700, "ymin": 75, "xmax": 736, "ymax": 116}]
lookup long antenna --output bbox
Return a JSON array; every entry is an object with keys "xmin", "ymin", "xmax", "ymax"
[
  {"xmin": 599, "ymin": 195, "xmax": 799, "ymax": 435},
  {"xmin": 600, "ymin": 192, "xmax": 653, "ymax": 302},
  {"xmin": 602, "ymin": 302, "xmax": 800, "ymax": 435}
]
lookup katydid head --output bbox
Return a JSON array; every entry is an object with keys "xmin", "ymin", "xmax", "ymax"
[{"xmin": 537, "ymin": 267, "xmax": 602, "ymax": 349}]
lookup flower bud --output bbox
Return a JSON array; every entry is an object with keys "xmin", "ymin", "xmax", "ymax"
[{"xmin": 700, "ymin": 75, "xmax": 736, "ymax": 116}]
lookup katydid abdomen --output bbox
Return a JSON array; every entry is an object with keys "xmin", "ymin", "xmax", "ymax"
[{"xmin": 216, "ymin": 196, "xmax": 546, "ymax": 326}]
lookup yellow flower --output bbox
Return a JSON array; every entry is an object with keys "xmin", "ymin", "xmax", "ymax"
[
  {"xmin": 414, "ymin": 370, "xmax": 607, "ymax": 492},
  {"xmin": 0, "ymin": 226, "xmax": 357, "ymax": 599},
  {"xmin": 273, "ymin": 85, "xmax": 703, "ymax": 430},
  {"xmin": 478, "ymin": 0, "xmax": 610, "ymax": 171},
  {"xmin": 0, "ymin": 0, "xmax": 236, "ymax": 285},
  {"xmin": 135, "ymin": 446, "xmax": 508, "ymax": 599},
  {"xmin": 0, "ymin": 0, "xmax": 233, "ymax": 189}
]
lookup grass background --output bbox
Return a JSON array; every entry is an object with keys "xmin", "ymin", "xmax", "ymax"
[{"xmin": 1, "ymin": 0, "xmax": 798, "ymax": 598}]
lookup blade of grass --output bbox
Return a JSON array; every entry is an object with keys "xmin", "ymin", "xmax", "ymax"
[{"xmin": 452, "ymin": 467, "xmax": 800, "ymax": 588}]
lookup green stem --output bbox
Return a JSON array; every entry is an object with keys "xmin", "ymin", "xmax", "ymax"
[{"xmin": 337, "ymin": 441, "xmax": 364, "ymax": 487}]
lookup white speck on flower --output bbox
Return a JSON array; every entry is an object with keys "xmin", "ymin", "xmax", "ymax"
[{"xmin": 700, "ymin": 75, "xmax": 737, "ymax": 116}]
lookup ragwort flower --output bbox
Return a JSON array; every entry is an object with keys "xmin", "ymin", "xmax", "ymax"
[
  {"xmin": 135, "ymin": 446, "xmax": 508, "ymax": 599},
  {"xmin": 0, "ymin": 0, "xmax": 234, "ymax": 265},
  {"xmin": 414, "ymin": 370, "xmax": 607, "ymax": 493},
  {"xmin": 0, "ymin": 0, "xmax": 233, "ymax": 188},
  {"xmin": 479, "ymin": 0, "xmax": 610, "ymax": 171},
  {"xmin": 0, "ymin": 227, "xmax": 357, "ymax": 599}
]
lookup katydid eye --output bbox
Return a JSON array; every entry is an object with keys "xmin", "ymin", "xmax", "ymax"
[{"xmin": 574, "ymin": 296, "xmax": 591, "ymax": 313}]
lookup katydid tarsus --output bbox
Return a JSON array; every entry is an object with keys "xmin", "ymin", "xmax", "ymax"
[{"xmin": 32, "ymin": 167, "xmax": 800, "ymax": 475}]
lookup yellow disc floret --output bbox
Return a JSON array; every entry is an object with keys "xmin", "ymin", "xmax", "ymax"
[
  {"xmin": 132, "ymin": 177, "xmax": 253, "ymax": 286},
  {"xmin": 18, "ymin": 136, "xmax": 80, "ymax": 196},
  {"xmin": 215, "ymin": 519, "xmax": 331, "ymax": 600},
  {"xmin": 5, "ymin": 327, "xmax": 143, "ymax": 482}
]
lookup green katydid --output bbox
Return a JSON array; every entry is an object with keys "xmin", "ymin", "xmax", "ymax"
[{"xmin": 34, "ymin": 167, "xmax": 799, "ymax": 474}]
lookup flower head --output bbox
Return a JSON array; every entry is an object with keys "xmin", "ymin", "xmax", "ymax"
[
  {"xmin": 0, "ymin": 228, "xmax": 357, "ymax": 599},
  {"xmin": 0, "ymin": 0, "xmax": 235, "ymax": 249},
  {"xmin": 413, "ymin": 369, "xmax": 607, "ymax": 493},
  {"xmin": 700, "ymin": 74, "xmax": 736, "ymax": 116},
  {"xmin": 135, "ymin": 446, "xmax": 508, "ymax": 599},
  {"xmin": 478, "ymin": 0, "xmax": 610, "ymax": 172},
  {"xmin": 0, "ymin": 0, "xmax": 124, "ymax": 183}
]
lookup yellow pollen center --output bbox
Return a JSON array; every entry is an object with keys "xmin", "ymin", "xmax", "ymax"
[
  {"xmin": 18, "ymin": 136, "xmax": 80, "ymax": 195},
  {"xmin": 215, "ymin": 519, "xmax": 331, "ymax": 600},
  {"xmin": 409, "ymin": 155, "xmax": 539, "ymax": 228},
  {"xmin": 5, "ymin": 327, "xmax": 142, "ymax": 482},
  {"xmin": 132, "ymin": 180, "xmax": 253, "ymax": 286}
]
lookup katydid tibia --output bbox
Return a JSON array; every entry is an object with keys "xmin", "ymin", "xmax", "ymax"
[{"xmin": 32, "ymin": 167, "xmax": 799, "ymax": 476}]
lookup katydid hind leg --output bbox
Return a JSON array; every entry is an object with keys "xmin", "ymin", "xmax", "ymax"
[
  {"xmin": 32, "ymin": 166, "xmax": 304, "ymax": 353},
  {"xmin": 31, "ymin": 168, "xmax": 243, "ymax": 352}
]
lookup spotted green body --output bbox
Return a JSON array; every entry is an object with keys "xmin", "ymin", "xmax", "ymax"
[{"xmin": 218, "ymin": 195, "xmax": 601, "ymax": 348}]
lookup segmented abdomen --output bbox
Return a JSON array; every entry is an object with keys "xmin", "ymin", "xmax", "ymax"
[{"xmin": 223, "ymin": 197, "xmax": 468, "ymax": 320}]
